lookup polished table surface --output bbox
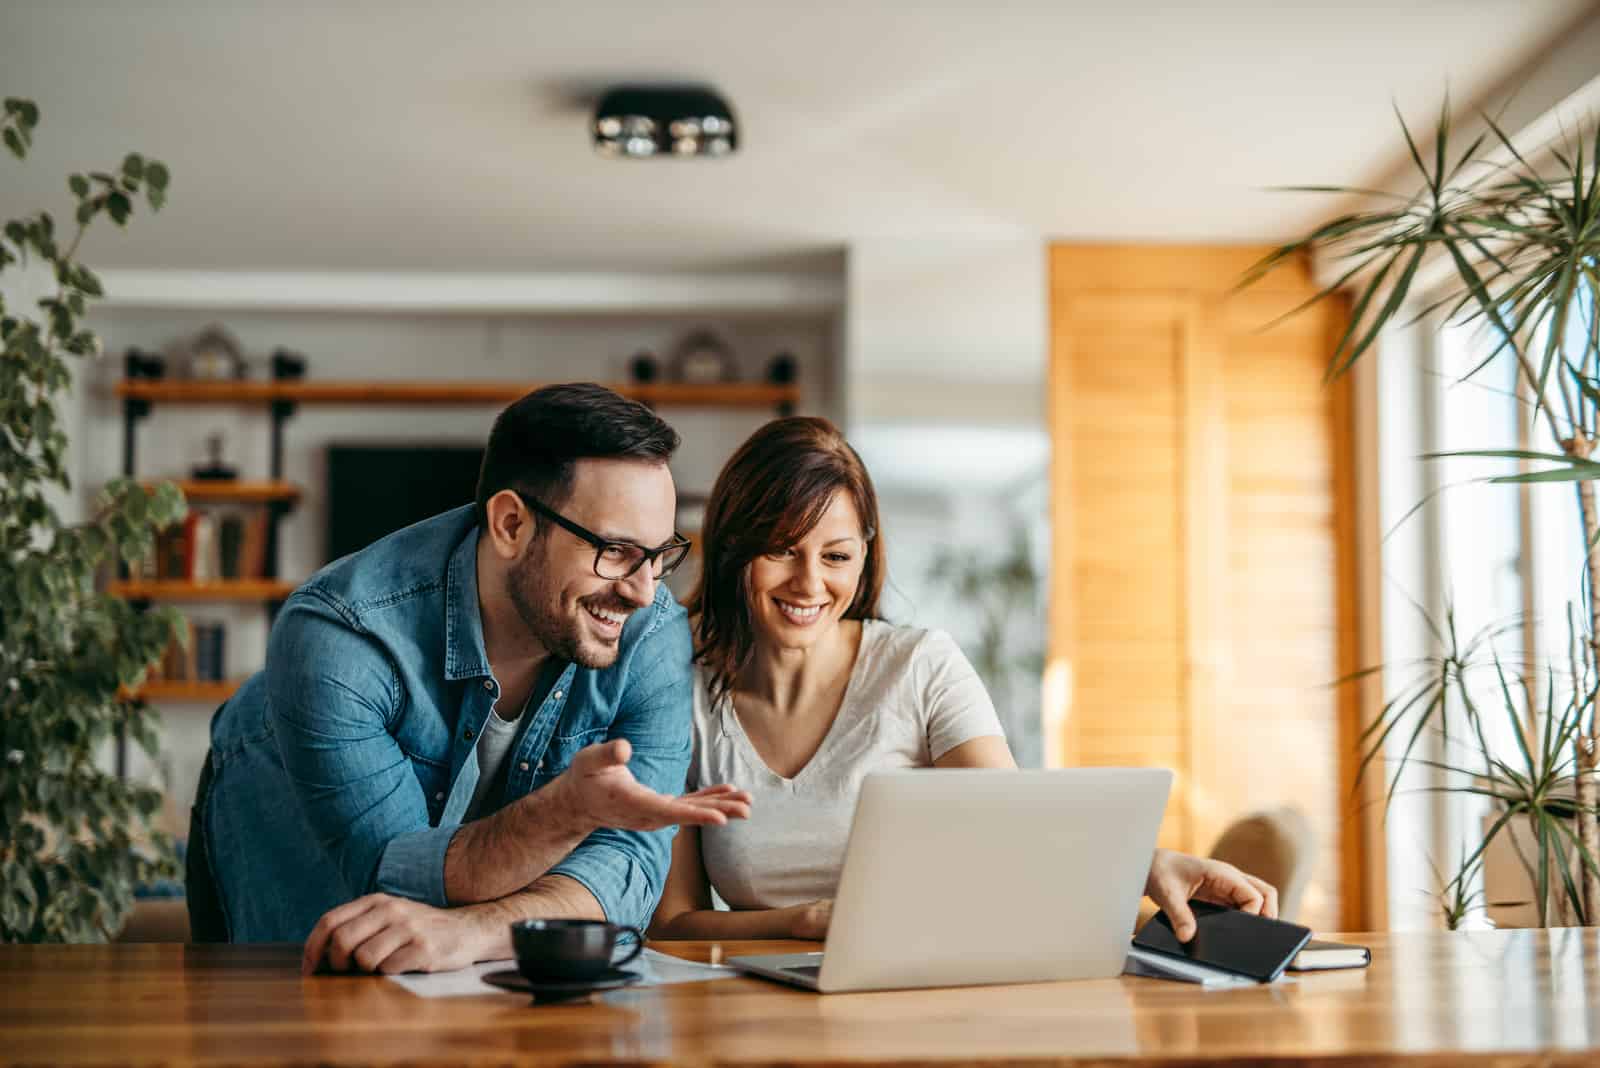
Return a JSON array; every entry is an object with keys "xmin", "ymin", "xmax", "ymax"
[{"xmin": 7, "ymin": 930, "xmax": 1600, "ymax": 1066}]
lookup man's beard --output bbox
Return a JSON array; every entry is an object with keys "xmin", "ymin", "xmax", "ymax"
[{"xmin": 506, "ymin": 541, "xmax": 625, "ymax": 669}]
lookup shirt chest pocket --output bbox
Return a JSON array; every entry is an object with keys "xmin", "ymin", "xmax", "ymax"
[
  {"xmin": 533, "ymin": 726, "xmax": 609, "ymax": 785},
  {"xmin": 405, "ymin": 753, "xmax": 451, "ymax": 824}
]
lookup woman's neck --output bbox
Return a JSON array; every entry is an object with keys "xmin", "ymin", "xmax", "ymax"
[{"xmin": 739, "ymin": 619, "xmax": 864, "ymax": 718}]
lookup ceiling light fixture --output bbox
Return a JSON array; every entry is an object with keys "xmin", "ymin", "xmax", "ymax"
[{"xmin": 593, "ymin": 86, "xmax": 738, "ymax": 160}]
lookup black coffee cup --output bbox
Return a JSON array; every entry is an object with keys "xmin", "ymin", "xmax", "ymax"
[{"xmin": 510, "ymin": 919, "xmax": 644, "ymax": 982}]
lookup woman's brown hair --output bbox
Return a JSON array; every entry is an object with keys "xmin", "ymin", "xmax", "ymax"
[{"xmin": 686, "ymin": 416, "xmax": 884, "ymax": 702}]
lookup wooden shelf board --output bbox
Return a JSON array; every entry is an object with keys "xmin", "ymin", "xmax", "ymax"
[
  {"xmin": 125, "ymin": 679, "xmax": 243, "ymax": 703},
  {"xmin": 108, "ymin": 579, "xmax": 296, "ymax": 602},
  {"xmin": 117, "ymin": 380, "xmax": 799, "ymax": 409},
  {"xmin": 143, "ymin": 479, "xmax": 301, "ymax": 504}
]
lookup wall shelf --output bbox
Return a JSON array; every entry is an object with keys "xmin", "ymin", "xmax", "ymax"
[
  {"xmin": 124, "ymin": 679, "xmax": 242, "ymax": 703},
  {"xmin": 145, "ymin": 479, "xmax": 302, "ymax": 504},
  {"xmin": 108, "ymin": 579, "xmax": 297, "ymax": 602},
  {"xmin": 116, "ymin": 380, "xmax": 799, "ymax": 410}
]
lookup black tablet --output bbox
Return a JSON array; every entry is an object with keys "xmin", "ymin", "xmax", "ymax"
[{"xmin": 1132, "ymin": 900, "xmax": 1313, "ymax": 983}]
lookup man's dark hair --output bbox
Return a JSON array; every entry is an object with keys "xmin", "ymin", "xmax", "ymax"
[{"xmin": 474, "ymin": 382, "xmax": 679, "ymax": 529}]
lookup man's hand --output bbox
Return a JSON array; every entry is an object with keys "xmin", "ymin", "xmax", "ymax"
[
  {"xmin": 559, "ymin": 738, "xmax": 752, "ymax": 833},
  {"xmin": 301, "ymin": 893, "xmax": 493, "ymax": 976},
  {"xmin": 1143, "ymin": 848, "xmax": 1280, "ymax": 942}
]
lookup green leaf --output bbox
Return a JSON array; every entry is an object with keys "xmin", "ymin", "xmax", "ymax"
[
  {"xmin": 121, "ymin": 153, "xmax": 144, "ymax": 181},
  {"xmin": 68, "ymin": 174, "xmax": 88, "ymax": 198},
  {"xmin": 74, "ymin": 266, "xmax": 103, "ymax": 297},
  {"xmin": 145, "ymin": 161, "xmax": 169, "ymax": 192},
  {"xmin": 147, "ymin": 187, "xmax": 165, "ymax": 213},
  {"xmin": 105, "ymin": 193, "xmax": 131, "ymax": 227}
]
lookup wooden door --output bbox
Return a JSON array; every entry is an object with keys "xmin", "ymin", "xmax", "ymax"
[{"xmin": 1047, "ymin": 245, "xmax": 1368, "ymax": 931}]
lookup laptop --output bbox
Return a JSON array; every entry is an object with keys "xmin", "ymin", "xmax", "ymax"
[{"xmin": 728, "ymin": 767, "xmax": 1172, "ymax": 993}]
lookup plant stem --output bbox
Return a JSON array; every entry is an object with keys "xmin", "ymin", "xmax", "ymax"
[{"xmin": 1572, "ymin": 435, "xmax": 1600, "ymax": 921}]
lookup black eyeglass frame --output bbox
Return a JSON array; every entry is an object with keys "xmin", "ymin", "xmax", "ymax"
[{"xmin": 515, "ymin": 491, "xmax": 692, "ymax": 580}]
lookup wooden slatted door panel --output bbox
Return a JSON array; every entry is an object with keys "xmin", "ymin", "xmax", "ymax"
[
  {"xmin": 1051, "ymin": 292, "xmax": 1192, "ymax": 851},
  {"xmin": 1048, "ymin": 245, "xmax": 1361, "ymax": 932}
]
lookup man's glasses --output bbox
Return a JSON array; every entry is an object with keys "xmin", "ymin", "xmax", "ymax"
[{"xmin": 516, "ymin": 492, "xmax": 692, "ymax": 580}]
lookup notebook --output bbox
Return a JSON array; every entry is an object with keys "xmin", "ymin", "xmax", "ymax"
[{"xmin": 1286, "ymin": 938, "xmax": 1371, "ymax": 972}]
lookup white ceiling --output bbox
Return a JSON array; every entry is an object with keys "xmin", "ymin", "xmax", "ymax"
[{"xmin": 1, "ymin": 0, "xmax": 1592, "ymax": 273}]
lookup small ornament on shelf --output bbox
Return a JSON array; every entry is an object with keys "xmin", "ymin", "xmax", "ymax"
[
  {"xmin": 124, "ymin": 347, "xmax": 166, "ymax": 380},
  {"xmin": 190, "ymin": 432, "xmax": 238, "ymax": 482},
  {"xmin": 172, "ymin": 324, "xmax": 247, "ymax": 381},
  {"xmin": 271, "ymin": 348, "xmax": 307, "ymax": 381},
  {"xmin": 668, "ymin": 328, "xmax": 739, "ymax": 384},
  {"xmin": 629, "ymin": 350, "xmax": 661, "ymax": 384},
  {"xmin": 766, "ymin": 351, "xmax": 798, "ymax": 385}
]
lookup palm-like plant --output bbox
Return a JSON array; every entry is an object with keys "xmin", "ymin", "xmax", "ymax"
[{"xmin": 1247, "ymin": 100, "xmax": 1600, "ymax": 922}]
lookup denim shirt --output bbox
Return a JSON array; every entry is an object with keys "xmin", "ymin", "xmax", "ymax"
[{"xmin": 199, "ymin": 505, "xmax": 693, "ymax": 942}]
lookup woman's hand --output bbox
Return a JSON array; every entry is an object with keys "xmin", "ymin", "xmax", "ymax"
[
  {"xmin": 788, "ymin": 899, "xmax": 833, "ymax": 941},
  {"xmin": 1143, "ymin": 848, "xmax": 1279, "ymax": 941}
]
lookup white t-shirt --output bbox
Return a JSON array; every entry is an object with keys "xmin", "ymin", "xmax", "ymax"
[{"xmin": 687, "ymin": 620, "xmax": 1006, "ymax": 909}]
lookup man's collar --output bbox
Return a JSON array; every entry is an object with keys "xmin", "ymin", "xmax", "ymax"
[{"xmin": 444, "ymin": 527, "xmax": 492, "ymax": 681}]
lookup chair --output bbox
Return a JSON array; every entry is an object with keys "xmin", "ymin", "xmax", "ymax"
[
  {"xmin": 1207, "ymin": 806, "xmax": 1315, "ymax": 924},
  {"xmin": 114, "ymin": 898, "xmax": 192, "ymax": 942}
]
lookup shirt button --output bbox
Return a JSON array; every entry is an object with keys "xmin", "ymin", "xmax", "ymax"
[
  {"xmin": 482, "ymin": 680, "xmax": 494, "ymax": 691},
  {"xmin": 537, "ymin": 760, "xmax": 545, "ymax": 771},
  {"xmin": 519, "ymin": 761, "xmax": 530, "ymax": 772},
  {"xmin": 551, "ymin": 690, "xmax": 563, "ymax": 701},
  {"xmin": 463, "ymin": 728, "xmax": 475, "ymax": 741},
  {"xmin": 434, "ymin": 791, "xmax": 444, "ymax": 801}
]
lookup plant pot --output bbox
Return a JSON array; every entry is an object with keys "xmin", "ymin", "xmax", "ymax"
[{"xmin": 1481, "ymin": 810, "xmax": 1583, "ymax": 928}]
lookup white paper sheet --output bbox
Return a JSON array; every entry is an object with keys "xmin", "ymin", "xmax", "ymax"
[
  {"xmin": 1123, "ymin": 946, "xmax": 1283, "ymax": 989},
  {"xmin": 387, "ymin": 947, "xmax": 736, "ymax": 999}
]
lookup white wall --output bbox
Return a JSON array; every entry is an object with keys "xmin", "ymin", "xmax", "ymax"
[
  {"xmin": 82, "ymin": 296, "xmax": 840, "ymax": 833},
  {"xmin": 842, "ymin": 237, "xmax": 1049, "ymax": 765}
]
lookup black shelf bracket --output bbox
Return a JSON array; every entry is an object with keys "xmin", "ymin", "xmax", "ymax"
[{"xmin": 269, "ymin": 400, "xmax": 296, "ymax": 481}]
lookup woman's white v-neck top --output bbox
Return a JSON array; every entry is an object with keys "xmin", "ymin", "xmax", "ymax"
[{"xmin": 687, "ymin": 620, "xmax": 1005, "ymax": 909}]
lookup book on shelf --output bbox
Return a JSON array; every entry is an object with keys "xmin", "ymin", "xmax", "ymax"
[
  {"xmin": 189, "ymin": 513, "xmax": 218, "ymax": 582},
  {"xmin": 218, "ymin": 512, "xmax": 244, "ymax": 579},
  {"xmin": 239, "ymin": 510, "xmax": 269, "ymax": 581},
  {"xmin": 143, "ymin": 620, "xmax": 228, "ymax": 686},
  {"xmin": 150, "ymin": 618, "xmax": 198, "ymax": 683},
  {"xmin": 152, "ymin": 508, "xmax": 269, "ymax": 582},
  {"xmin": 192, "ymin": 621, "xmax": 226, "ymax": 682}
]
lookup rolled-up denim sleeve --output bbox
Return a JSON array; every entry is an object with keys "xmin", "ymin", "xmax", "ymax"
[
  {"xmin": 548, "ymin": 607, "xmax": 693, "ymax": 930},
  {"xmin": 267, "ymin": 593, "xmax": 453, "ymax": 906}
]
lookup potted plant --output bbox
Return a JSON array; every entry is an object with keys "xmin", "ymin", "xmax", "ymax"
[
  {"xmin": 1246, "ymin": 100, "xmax": 1600, "ymax": 924},
  {"xmin": 0, "ymin": 98, "xmax": 187, "ymax": 940}
]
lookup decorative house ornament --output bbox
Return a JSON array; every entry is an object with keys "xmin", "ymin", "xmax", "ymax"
[
  {"xmin": 173, "ymin": 324, "xmax": 246, "ymax": 381},
  {"xmin": 593, "ymin": 86, "xmax": 738, "ymax": 159},
  {"xmin": 668, "ymin": 328, "xmax": 739, "ymax": 385},
  {"xmin": 629, "ymin": 349, "xmax": 661, "ymax": 384},
  {"xmin": 766, "ymin": 351, "xmax": 798, "ymax": 385},
  {"xmin": 190, "ymin": 431, "xmax": 238, "ymax": 482},
  {"xmin": 124, "ymin": 348, "xmax": 165, "ymax": 380}
]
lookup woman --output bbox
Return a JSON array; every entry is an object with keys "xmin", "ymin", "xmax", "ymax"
[{"xmin": 649, "ymin": 417, "xmax": 1276, "ymax": 942}]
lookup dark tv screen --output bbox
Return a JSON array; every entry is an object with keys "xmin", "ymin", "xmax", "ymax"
[{"xmin": 327, "ymin": 444, "xmax": 485, "ymax": 563}]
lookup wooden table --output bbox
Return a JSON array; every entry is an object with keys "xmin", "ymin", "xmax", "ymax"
[{"xmin": 6, "ymin": 930, "xmax": 1600, "ymax": 1066}]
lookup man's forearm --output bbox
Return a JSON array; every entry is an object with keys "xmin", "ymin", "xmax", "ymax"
[
  {"xmin": 466, "ymin": 874, "xmax": 607, "ymax": 961},
  {"xmin": 443, "ymin": 778, "xmax": 595, "ymax": 904}
]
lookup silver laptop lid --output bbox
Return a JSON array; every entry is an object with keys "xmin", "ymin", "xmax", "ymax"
[{"xmin": 818, "ymin": 768, "xmax": 1172, "ymax": 993}]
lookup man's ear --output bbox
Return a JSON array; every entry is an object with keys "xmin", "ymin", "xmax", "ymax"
[{"xmin": 483, "ymin": 490, "xmax": 532, "ymax": 561}]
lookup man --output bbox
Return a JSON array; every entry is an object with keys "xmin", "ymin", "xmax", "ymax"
[{"xmin": 186, "ymin": 383, "xmax": 751, "ymax": 974}]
